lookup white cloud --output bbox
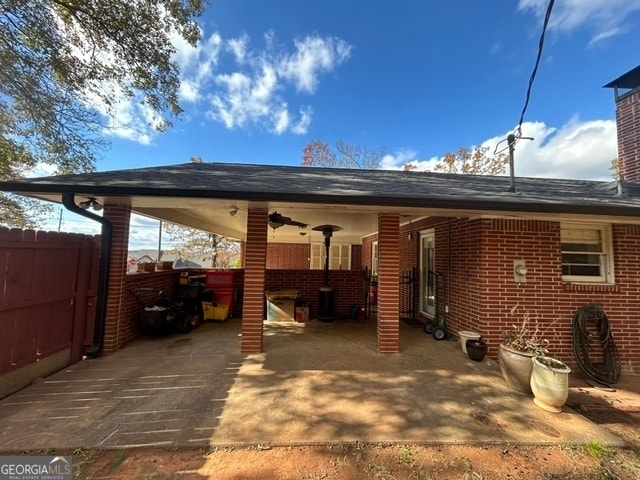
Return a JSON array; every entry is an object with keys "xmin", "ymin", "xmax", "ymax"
[
  {"xmin": 227, "ymin": 34, "xmax": 250, "ymax": 63},
  {"xmin": 385, "ymin": 119, "xmax": 617, "ymax": 181},
  {"xmin": 518, "ymin": 0, "xmax": 640, "ymax": 45},
  {"xmin": 175, "ymin": 32, "xmax": 223, "ymax": 103},
  {"xmin": 380, "ymin": 149, "xmax": 421, "ymax": 170},
  {"xmin": 207, "ymin": 34, "xmax": 352, "ymax": 135},
  {"xmin": 91, "ymin": 28, "xmax": 350, "ymax": 142},
  {"xmin": 496, "ymin": 119, "xmax": 617, "ymax": 179},
  {"xmin": 280, "ymin": 37, "xmax": 352, "ymax": 93},
  {"xmin": 291, "ymin": 107, "xmax": 313, "ymax": 135}
]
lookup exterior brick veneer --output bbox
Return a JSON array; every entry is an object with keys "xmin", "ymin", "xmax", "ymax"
[
  {"xmin": 616, "ymin": 88, "xmax": 640, "ymax": 183},
  {"xmin": 377, "ymin": 213, "xmax": 400, "ymax": 353},
  {"xmin": 360, "ymin": 216, "xmax": 640, "ymax": 372},
  {"xmin": 103, "ymin": 204, "xmax": 132, "ymax": 353},
  {"xmin": 241, "ymin": 208, "xmax": 268, "ymax": 353}
]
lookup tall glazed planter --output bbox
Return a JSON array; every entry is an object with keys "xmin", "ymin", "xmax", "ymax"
[
  {"xmin": 498, "ymin": 344, "xmax": 534, "ymax": 394},
  {"xmin": 530, "ymin": 356, "xmax": 571, "ymax": 413}
]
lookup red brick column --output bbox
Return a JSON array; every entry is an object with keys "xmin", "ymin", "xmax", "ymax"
[
  {"xmin": 241, "ymin": 208, "xmax": 268, "ymax": 353},
  {"xmin": 377, "ymin": 213, "xmax": 400, "ymax": 353},
  {"xmin": 103, "ymin": 204, "xmax": 131, "ymax": 353}
]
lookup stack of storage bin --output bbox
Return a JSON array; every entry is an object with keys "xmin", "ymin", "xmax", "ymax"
[{"xmin": 205, "ymin": 271, "xmax": 234, "ymax": 320}]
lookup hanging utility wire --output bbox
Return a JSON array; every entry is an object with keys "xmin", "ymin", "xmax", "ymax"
[
  {"xmin": 515, "ymin": 0, "xmax": 555, "ymax": 139},
  {"xmin": 494, "ymin": 0, "xmax": 555, "ymax": 157}
]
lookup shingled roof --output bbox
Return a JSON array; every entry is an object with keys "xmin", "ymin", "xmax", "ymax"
[{"xmin": 2, "ymin": 162, "xmax": 639, "ymax": 217}]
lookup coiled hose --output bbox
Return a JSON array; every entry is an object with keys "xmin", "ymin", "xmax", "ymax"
[{"xmin": 571, "ymin": 304, "xmax": 621, "ymax": 386}]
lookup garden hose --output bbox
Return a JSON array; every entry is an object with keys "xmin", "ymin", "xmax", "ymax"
[{"xmin": 571, "ymin": 304, "xmax": 621, "ymax": 386}]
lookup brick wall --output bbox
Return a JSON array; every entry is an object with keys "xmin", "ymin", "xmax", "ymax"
[
  {"xmin": 121, "ymin": 270, "xmax": 181, "ymax": 344},
  {"xmin": 267, "ymin": 242, "xmax": 363, "ymax": 270},
  {"xmin": 265, "ymin": 269, "xmax": 364, "ymax": 320},
  {"xmin": 616, "ymin": 89, "xmax": 640, "ymax": 183},
  {"xmin": 443, "ymin": 219, "xmax": 640, "ymax": 373},
  {"xmin": 267, "ymin": 243, "xmax": 310, "ymax": 269},
  {"xmin": 361, "ymin": 216, "xmax": 640, "ymax": 372}
]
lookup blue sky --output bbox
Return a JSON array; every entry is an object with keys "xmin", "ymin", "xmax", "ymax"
[
  {"xmin": 97, "ymin": 0, "xmax": 640, "ymax": 179},
  {"xmin": 50, "ymin": 0, "xmax": 640, "ymax": 245}
]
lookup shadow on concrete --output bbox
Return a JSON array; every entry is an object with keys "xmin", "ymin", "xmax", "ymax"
[{"xmin": 0, "ymin": 318, "xmax": 631, "ymax": 453}]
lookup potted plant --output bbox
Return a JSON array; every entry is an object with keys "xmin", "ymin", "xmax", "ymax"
[
  {"xmin": 499, "ymin": 316, "xmax": 549, "ymax": 394},
  {"xmin": 530, "ymin": 356, "xmax": 572, "ymax": 413}
]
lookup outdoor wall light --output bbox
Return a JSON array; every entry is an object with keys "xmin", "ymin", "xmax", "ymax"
[
  {"xmin": 78, "ymin": 197, "xmax": 103, "ymax": 211},
  {"xmin": 514, "ymin": 259, "xmax": 527, "ymax": 283},
  {"xmin": 229, "ymin": 206, "xmax": 238, "ymax": 217}
]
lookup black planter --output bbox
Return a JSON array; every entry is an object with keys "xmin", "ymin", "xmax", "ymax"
[{"xmin": 466, "ymin": 339, "xmax": 488, "ymax": 362}]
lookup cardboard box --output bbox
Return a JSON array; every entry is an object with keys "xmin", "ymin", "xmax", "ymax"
[{"xmin": 266, "ymin": 299, "xmax": 296, "ymax": 321}]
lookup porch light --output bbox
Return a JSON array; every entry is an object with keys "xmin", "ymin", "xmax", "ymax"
[{"xmin": 78, "ymin": 197, "xmax": 103, "ymax": 211}]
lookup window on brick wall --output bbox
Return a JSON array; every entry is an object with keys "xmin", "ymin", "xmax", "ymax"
[
  {"xmin": 310, "ymin": 243, "xmax": 351, "ymax": 270},
  {"xmin": 561, "ymin": 224, "xmax": 614, "ymax": 283}
]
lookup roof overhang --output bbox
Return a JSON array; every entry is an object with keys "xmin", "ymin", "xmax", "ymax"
[{"xmin": 3, "ymin": 162, "xmax": 640, "ymax": 242}]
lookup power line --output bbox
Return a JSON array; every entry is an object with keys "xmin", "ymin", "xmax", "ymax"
[{"xmin": 515, "ymin": 0, "xmax": 555, "ymax": 140}]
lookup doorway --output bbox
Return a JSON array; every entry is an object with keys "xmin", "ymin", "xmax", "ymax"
[{"xmin": 420, "ymin": 230, "xmax": 435, "ymax": 318}]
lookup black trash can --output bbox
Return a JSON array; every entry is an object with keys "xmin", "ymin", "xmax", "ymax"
[{"xmin": 317, "ymin": 286, "xmax": 335, "ymax": 322}]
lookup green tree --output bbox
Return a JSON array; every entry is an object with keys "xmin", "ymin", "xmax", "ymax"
[
  {"xmin": 0, "ymin": 0, "xmax": 207, "ymax": 226},
  {"xmin": 302, "ymin": 140, "xmax": 386, "ymax": 169}
]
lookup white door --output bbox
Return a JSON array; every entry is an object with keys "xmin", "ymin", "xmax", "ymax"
[{"xmin": 420, "ymin": 231, "xmax": 435, "ymax": 317}]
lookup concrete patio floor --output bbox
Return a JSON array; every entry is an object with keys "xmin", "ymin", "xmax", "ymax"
[{"xmin": 0, "ymin": 318, "xmax": 636, "ymax": 451}]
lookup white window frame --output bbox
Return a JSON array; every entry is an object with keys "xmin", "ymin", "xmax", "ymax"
[
  {"xmin": 420, "ymin": 230, "xmax": 436, "ymax": 318},
  {"xmin": 561, "ymin": 223, "xmax": 614, "ymax": 284},
  {"xmin": 310, "ymin": 243, "xmax": 351, "ymax": 270},
  {"xmin": 371, "ymin": 241, "xmax": 379, "ymax": 276}
]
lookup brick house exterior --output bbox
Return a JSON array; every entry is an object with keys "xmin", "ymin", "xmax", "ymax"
[{"xmin": 2, "ymin": 66, "xmax": 640, "ymax": 373}]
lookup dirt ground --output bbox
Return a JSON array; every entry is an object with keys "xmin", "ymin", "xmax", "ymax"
[{"xmin": 17, "ymin": 406, "xmax": 640, "ymax": 480}]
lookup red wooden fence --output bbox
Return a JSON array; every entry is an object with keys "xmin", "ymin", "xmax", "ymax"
[{"xmin": 0, "ymin": 228, "xmax": 99, "ymax": 381}]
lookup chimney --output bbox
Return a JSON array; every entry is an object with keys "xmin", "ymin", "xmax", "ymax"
[{"xmin": 604, "ymin": 66, "xmax": 640, "ymax": 184}]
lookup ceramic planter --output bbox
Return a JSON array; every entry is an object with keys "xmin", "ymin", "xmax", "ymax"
[
  {"xmin": 530, "ymin": 356, "xmax": 572, "ymax": 413},
  {"xmin": 498, "ymin": 344, "xmax": 534, "ymax": 394},
  {"xmin": 466, "ymin": 339, "xmax": 488, "ymax": 362}
]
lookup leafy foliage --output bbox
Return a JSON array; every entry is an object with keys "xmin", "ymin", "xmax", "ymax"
[
  {"xmin": 404, "ymin": 146, "xmax": 508, "ymax": 175},
  {"xmin": 434, "ymin": 146, "xmax": 508, "ymax": 175},
  {"xmin": 0, "ymin": 0, "xmax": 207, "ymax": 226}
]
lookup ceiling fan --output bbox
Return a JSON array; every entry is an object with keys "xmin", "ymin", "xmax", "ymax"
[{"xmin": 268, "ymin": 211, "xmax": 307, "ymax": 230}]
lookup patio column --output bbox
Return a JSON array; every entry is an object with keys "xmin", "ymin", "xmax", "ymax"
[
  {"xmin": 377, "ymin": 213, "xmax": 400, "ymax": 354},
  {"xmin": 103, "ymin": 203, "xmax": 131, "ymax": 353},
  {"xmin": 241, "ymin": 207, "xmax": 268, "ymax": 353}
]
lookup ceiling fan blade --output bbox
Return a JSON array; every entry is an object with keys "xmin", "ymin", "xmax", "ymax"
[
  {"xmin": 288, "ymin": 220, "xmax": 307, "ymax": 228},
  {"xmin": 269, "ymin": 212, "xmax": 306, "ymax": 229}
]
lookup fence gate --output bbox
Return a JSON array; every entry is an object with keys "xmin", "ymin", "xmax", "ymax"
[{"xmin": 0, "ymin": 228, "xmax": 99, "ymax": 398}]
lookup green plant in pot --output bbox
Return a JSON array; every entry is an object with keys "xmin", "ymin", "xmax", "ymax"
[{"xmin": 499, "ymin": 315, "xmax": 549, "ymax": 394}]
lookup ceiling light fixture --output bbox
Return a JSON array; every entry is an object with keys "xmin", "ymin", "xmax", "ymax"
[{"xmin": 78, "ymin": 197, "xmax": 103, "ymax": 211}]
